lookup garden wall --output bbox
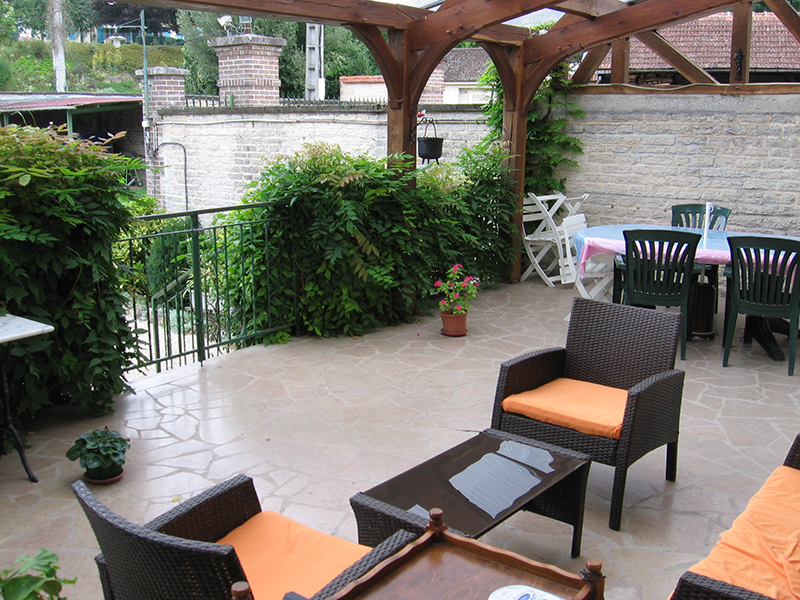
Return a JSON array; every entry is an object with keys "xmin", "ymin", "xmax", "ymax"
[
  {"xmin": 151, "ymin": 104, "xmax": 488, "ymax": 213},
  {"xmin": 151, "ymin": 89, "xmax": 800, "ymax": 239},
  {"xmin": 564, "ymin": 89, "xmax": 800, "ymax": 237}
]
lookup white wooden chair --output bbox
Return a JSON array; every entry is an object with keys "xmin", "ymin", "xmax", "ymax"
[
  {"xmin": 562, "ymin": 193, "xmax": 589, "ymax": 219},
  {"xmin": 520, "ymin": 192, "xmax": 566, "ymax": 285},
  {"xmin": 556, "ymin": 213, "xmax": 588, "ymax": 285}
]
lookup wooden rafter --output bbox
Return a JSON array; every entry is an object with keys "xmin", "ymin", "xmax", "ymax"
[
  {"xmin": 572, "ymin": 45, "xmax": 610, "ymax": 84},
  {"xmin": 522, "ymin": 0, "xmax": 749, "ymax": 66},
  {"xmin": 636, "ymin": 30, "xmax": 718, "ymax": 84},
  {"xmin": 730, "ymin": 3, "xmax": 752, "ymax": 83},
  {"xmin": 763, "ymin": 0, "xmax": 800, "ymax": 45}
]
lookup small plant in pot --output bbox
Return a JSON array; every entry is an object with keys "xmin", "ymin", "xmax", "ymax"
[
  {"xmin": 66, "ymin": 426, "xmax": 130, "ymax": 484},
  {"xmin": 433, "ymin": 264, "xmax": 480, "ymax": 337}
]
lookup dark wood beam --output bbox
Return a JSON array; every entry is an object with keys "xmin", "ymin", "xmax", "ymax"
[
  {"xmin": 636, "ymin": 30, "xmax": 718, "ymax": 84},
  {"xmin": 522, "ymin": 0, "xmax": 748, "ymax": 65},
  {"xmin": 406, "ymin": 0, "xmax": 556, "ymax": 51},
  {"xmin": 610, "ymin": 38, "xmax": 629, "ymax": 83},
  {"xmin": 730, "ymin": 3, "xmax": 752, "ymax": 83},
  {"xmin": 347, "ymin": 24, "xmax": 404, "ymax": 108},
  {"xmin": 555, "ymin": 0, "xmax": 627, "ymax": 18},
  {"xmin": 481, "ymin": 42, "xmax": 519, "ymax": 111},
  {"xmin": 130, "ymin": 0, "xmax": 419, "ymax": 29},
  {"xmin": 763, "ymin": 0, "xmax": 800, "ymax": 45},
  {"xmin": 572, "ymin": 44, "xmax": 610, "ymax": 84}
]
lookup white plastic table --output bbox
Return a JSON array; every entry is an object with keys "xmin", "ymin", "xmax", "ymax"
[{"xmin": 0, "ymin": 314, "xmax": 55, "ymax": 482}]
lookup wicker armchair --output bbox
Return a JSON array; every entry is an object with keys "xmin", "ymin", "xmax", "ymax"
[
  {"xmin": 490, "ymin": 297, "xmax": 685, "ymax": 530},
  {"xmin": 72, "ymin": 474, "xmax": 416, "ymax": 600},
  {"xmin": 671, "ymin": 433, "xmax": 800, "ymax": 600}
]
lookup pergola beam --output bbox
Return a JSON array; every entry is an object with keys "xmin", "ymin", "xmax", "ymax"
[{"xmin": 636, "ymin": 30, "xmax": 718, "ymax": 85}]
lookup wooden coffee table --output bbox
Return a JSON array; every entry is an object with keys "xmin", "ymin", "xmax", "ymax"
[
  {"xmin": 325, "ymin": 510, "xmax": 605, "ymax": 600},
  {"xmin": 350, "ymin": 429, "xmax": 590, "ymax": 558}
]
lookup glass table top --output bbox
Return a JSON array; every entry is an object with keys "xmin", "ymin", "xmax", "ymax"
[{"xmin": 364, "ymin": 431, "xmax": 587, "ymax": 537}]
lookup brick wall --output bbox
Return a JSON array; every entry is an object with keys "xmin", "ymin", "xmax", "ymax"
[
  {"xmin": 152, "ymin": 104, "xmax": 488, "ymax": 213},
  {"xmin": 563, "ymin": 92, "xmax": 800, "ymax": 237}
]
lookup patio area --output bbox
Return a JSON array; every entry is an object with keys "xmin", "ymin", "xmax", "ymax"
[{"xmin": 1, "ymin": 279, "xmax": 798, "ymax": 600}]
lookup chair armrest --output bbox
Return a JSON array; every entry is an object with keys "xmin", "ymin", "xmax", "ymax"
[
  {"xmin": 312, "ymin": 530, "xmax": 418, "ymax": 600},
  {"xmin": 620, "ymin": 370, "xmax": 685, "ymax": 464},
  {"xmin": 784, "ymin": 433, "xmax": 800, "ymax": 470},
  {"xmin": 672, "ymin": 571, "xmax": 775, "ymax": 600},
  {"xmin": 491, "ymin": 348, "xmax": 566, "ymax": 429},
  {"xmin": 144, "ymin": 474, "xmax": 262, "ymax": 542}
]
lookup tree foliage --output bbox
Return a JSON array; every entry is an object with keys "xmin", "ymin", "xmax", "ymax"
[
  {"xmin": 91, "ymin": 2, "xmax": 179, "ymax": 36},
  {"xmin": 176, "ymin": 12, "xmax": 380, "ymax": 98},
  {"xmin": 0, "ymin": 125, "xmax": 141, "ymax": 419}
]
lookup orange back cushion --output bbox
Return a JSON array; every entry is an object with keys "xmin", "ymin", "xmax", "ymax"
[
  {"xmin": 689, "ymin": 465, "xmax": 800, "ymax": 600},
  {"xmin": 502, "ymin": 377, "xmax": 628, "ymax": 439},
  {"xmin": 217, "ymin": 511, "xmax": 371, "ymax": 600}
]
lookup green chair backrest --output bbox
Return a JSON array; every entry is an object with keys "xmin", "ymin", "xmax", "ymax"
[
  {"xmin": 623, "ymin": 229, "xmax": 701, "ymax": 306},
  {"xmin": 671, "ymin": 203, "xmax": 731, "ymax": 230},
  {"xmin": 727, "ymin": 236, "xmax": 800, "ymax": 318}
]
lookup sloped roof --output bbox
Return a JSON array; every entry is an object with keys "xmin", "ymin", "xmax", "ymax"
[
  {"xmin": 600, "ymin": 12, "xmax": 800, "ymax": 71},
  {"xmin": 443, "ymin": 47, "xmax": 491, "ymax": 82},
  {"xmin": 0, "ymin": 93, "xmax": 140, "ymax": 112}
]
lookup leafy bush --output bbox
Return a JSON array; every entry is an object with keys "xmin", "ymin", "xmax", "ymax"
[
  {"xmin": 480, "ymin": 61, "xmax": 584, "ymax": 194},
  {"xmin": 218, "ymin": 143, "xmax": 516, "ymax": 338},
  {"xmin": 0, "ymin": 125, "xmax": 141, "ymax": 419},
  {"xmin": 0, "ymin": 549, "xmax": 75, "ymax": 600}
]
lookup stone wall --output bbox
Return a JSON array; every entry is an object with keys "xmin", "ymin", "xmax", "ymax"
[
  {"xmin": 563, "ymin": 91, "xmax": 800, "ymax": 237},
  {"xmin": 152, "ymin": 104, "xmax": 488, "ymax": 212},
  {"xmin": 150, "ymin": 89, "xmax": 800, "ymax": 237}
]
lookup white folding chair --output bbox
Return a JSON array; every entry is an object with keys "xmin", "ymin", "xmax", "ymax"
[
  {"xmin": 520, "ymin": 192, "xmax": 566, "ymax": 285},
  {"xmin": 574, "ymin": 254, "xmax": 616, "ymax": 302},
  {"xmin": 556, "ymin": 214, "xmax": 588, "ymax": 285},
  {"xmin": 562, "ymin": 193, "xmax": 589, "ymax": 219}
]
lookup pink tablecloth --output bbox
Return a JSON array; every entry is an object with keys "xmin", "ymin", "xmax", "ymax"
[{"xmin": 574, "ymin": 225, "xmax": 733, "ymax": 277}]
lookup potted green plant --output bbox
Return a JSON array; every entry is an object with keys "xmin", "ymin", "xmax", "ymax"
[
  {"xmin": 66, "ymin": 426, "xmax": 130, "ymax": 484},
  {"xmin": 433, "ymin": 264, "xmax": 480, "ymax": 337}
]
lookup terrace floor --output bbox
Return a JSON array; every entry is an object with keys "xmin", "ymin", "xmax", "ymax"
[{"xmin": 2, "ymin": 280, "xmax": 799, "ymax": 600}]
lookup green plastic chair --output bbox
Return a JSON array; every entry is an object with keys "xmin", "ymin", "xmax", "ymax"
[
  {"xmin": 672, "ymin": 203, "xmax": 731, "ymax": 313},
  {"xmin": 623, "ymin": 229, "xmax": 701, "ymax": 360},
  {"xmin": 722, "ymin": 236, "xmax": 800, "ymax": 375},
  {"xmin": 671, "ymin": 203, "xmax": 731, "ymax": 230}
]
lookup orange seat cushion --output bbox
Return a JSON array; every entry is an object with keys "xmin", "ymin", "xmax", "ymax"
[
  {"xmin": 502, "ymin": 377, "xmax": 629, "ymax": 439},
  {"xmin": 217, "ymin": 511, "xmax": 371, "ymax": 600},
  {"xmin": 689, "ymin": 465, "xmax": 800, "ymax": 600}
]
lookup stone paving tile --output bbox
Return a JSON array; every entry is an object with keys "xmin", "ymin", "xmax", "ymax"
[{"xmin": 2, "ymin": 280, "xmax": 799, "ymax": 600}]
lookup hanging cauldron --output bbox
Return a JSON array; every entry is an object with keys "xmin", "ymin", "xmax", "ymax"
[{"xmin": 417, "ymin": 117, "xmax": 443, "ymax": 162}]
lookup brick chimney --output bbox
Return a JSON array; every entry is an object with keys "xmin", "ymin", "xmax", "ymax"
[
  {"xmin": 208, "ymin": 34, "xmax": 286, "ymax": 107},
  {"xmin": 420, "ymin": 62, "xmax": 445, "ymax": 104}
]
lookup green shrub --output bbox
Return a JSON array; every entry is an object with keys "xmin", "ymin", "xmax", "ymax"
[
  {"xmin": 118, "ymin": 44, "xmax": 144, "ymax": 71},
  {"xmin": 148, "ymin": 45, "xmax": 184, "ymax": 67},
  {"xmin": 480, "ymin": 61, "xmax": 584, "ymax": 194},
  {"xmin": 217, "ymin": 143, "xmax": 516, "ymax": 338},
  {"xmin": 0, "ymin": 125, "xmax": 141, "ymax": 419},
  {"xmin": 0, "ymin": 549, "xmax": 75, "ymax": 600}
]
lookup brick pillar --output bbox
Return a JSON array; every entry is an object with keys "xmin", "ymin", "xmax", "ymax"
[
  {"xmin": 136, "ymin": 66, "xmax": 189, "ymax": 121},
  {"xmin": 208, "ymin": 34, "xmax": 286, "ymax": 107},
  {"xmin": 420, "ymin": 62, "xmax": 445, "ymax": 104}
]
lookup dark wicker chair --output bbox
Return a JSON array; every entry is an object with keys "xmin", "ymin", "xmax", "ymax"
[
  {"xmin": 671, "ymin": 433, "xmax": 800, "ymax": 600},
  {"xmin": 490, "ymin": 297, "xmax": 685, "ymax": 531},
  {"xmin": 72, "ymin": 474, "xmax": 416, "ymax": 600}
]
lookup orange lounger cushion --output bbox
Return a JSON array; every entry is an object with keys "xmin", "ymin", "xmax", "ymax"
[
  {"xmin": 502, "ymin": 377, "xmax": 628, "ymax": 439},
  {"xmin": 218, "ymin": 510, "xmax": 371, "ymax": 600},
  {"xmin": 689, "ymin": 465, "xmax": 800, "ymax": 600}
]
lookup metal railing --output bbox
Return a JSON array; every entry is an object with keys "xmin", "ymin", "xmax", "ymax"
[
  {"xmin": 115, "ymin": 202, "xmax": 297, "ymax": 375},
  {"xmin": 185, "ymin": 94, "xmax": 223, "ymax": 108}
]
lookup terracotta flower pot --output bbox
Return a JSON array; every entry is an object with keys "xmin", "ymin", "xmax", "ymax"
[{"xmin": 440, "ymin": 311, "xmax": 467, "ymax": 337}]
